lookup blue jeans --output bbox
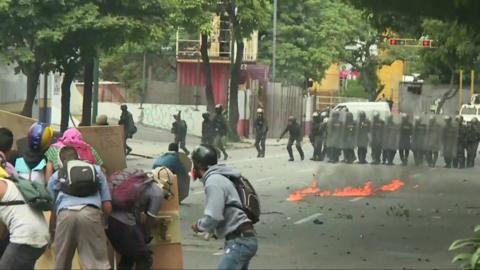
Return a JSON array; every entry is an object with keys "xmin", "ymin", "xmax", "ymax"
[{"xmin": 218, "ymin": 236, "xmax": 258, "ymax": 270}]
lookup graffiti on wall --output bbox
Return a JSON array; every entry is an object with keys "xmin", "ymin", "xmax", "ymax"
[{"xmin": 141, "ymin": 104, "xmax": 207, "ymax": 137}]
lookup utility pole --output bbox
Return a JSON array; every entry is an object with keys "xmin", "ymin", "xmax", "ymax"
[{"xmin": 272, "ymin": 0, "xmax": 277, "ymax": 83}]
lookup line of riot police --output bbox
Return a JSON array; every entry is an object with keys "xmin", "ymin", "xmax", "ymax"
[{"xmin": 309, "ymin": 110, "xmax": 480, "ymax": 169}]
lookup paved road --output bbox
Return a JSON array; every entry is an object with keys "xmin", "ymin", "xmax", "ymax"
[{"xmin": 127, "ymin": 128, "xmax": 479, "ymax": 269}]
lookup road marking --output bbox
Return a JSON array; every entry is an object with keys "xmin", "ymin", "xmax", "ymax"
[
  {"xmin": 257, "ymin": 176, "xmax": 274, "ymax": 183},
  {"xmin": 349, "ymin": 197, "xmax": 365, "ymax": 202},
  {"xmin": 294, "ymin": 213, "xmax": 323, "ymax": 225}
]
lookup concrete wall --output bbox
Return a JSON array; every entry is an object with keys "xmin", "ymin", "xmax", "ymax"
[
  {"xmin": 98, "ymin": 102, "xmax": 206, "ymax": 137},
  {"xmin": 145, "ymin": 81, "xmax": 207, "ymax": 105}
]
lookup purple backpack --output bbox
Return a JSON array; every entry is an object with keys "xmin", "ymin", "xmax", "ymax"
[{"xmin": 108, "ymin": 169, "xmax": 154, "ymax": 210}]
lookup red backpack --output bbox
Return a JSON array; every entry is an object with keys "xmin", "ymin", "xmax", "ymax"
[{"xmin": 108, "ymin": 169, "xmax": 154, "ymax": 210}]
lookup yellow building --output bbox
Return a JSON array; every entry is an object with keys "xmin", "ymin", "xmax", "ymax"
[{"xmin": 377, "ymin": 60, "xmax": 405, "ymax": 104}]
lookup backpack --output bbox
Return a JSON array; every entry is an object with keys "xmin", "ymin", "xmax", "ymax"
[
  {"xmin": 0, "ymin": 176, "xmax": 53, "ymax": 211},
  {"xmin": 225, "ymin": 175, "xmax": 260, "ymax": 224},
  {"xmin": 108, "ymin": 169, "xmax": 154, "ymax": 210},
  {"xmin": 59, "ymin": 160, "xmax": 99, "ymax": 197}
]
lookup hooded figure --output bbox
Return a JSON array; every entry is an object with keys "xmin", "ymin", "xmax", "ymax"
[{"xmin": 201, "ymin": 112, "xmax": 215, "ymax": 145}]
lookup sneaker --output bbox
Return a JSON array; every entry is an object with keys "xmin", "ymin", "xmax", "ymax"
[{"xmin": 288, "ymin": 158, "xmax": 294, "ymax": 162}]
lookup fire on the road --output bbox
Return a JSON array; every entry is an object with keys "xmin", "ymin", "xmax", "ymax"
[{"xmin": 287, "ymin": 179, "xmax": 406, "ymax": 202}]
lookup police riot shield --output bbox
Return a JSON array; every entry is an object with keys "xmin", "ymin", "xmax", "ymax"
[
  {"xmin": 326, "ymin": 111, "xmax": 346, "ymax": 149},
  {"xmin": 356, "ymin": 112, "xmax": 371, "ymax": 148},
  {"xmin": 369, "ymin": 113, "xmax": 385, "ymax": 148},
  {"xmin": 441, "ymin": 115, "xmax": 459, "ymax": 157},
  {"xmin": 426, "ymin": 114, "xmax": 444, "ymax": 152},
  {"xmin": 382, "ymin": 114, "xmax": 401, "ymax": 151},
  {"xmin": 398, "ymin": 115, "xmax": 413, "ymax": 150},
  {"xmin": 342, "ymin": 112, "xmax": 357, "ymax": 149},
  {"xmin": 411, "ymin": 115, "xmax": 428, "ymax": 151}
]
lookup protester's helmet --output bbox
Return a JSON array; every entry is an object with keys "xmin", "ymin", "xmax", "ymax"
[
  {"xmin": 257, "ymin": 108, "xmax": 264, "ymax": 114},
  {"xmin": 323, "ymin": 117, "xmax": 329, "ymax": 123},
  {"xmin": 191, "ymin": 144, "xmax": 218, "ymax": 170},
  {"xmin": 28, "ymin": 122, "xmax": 54, "ymax": 152},
  {"xmin": 312, "ymin": 112, "xmax": 319, "ymax": 118},
  {"xmin": 288, "ymin": 116, "xmax": 296, "ymax": 123}
]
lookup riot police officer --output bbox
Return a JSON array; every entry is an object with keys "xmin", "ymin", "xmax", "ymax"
[
  {"xmin": 465, "ymin": 117, "xmax": 480, "ymax": 168},
  {"xmin": 326, "ymin": 111, "xmax": 343, "ymax": 163},
  {"xmin": 398, "ymin": 113, "xmax": 412, "ymax": 166},
  {"xmin": 356, "ymin": 111, "xmax": 370, "ymax": 164},
  {"xmin": 213, "ymin": 104, "xmax": 229, "ymax": 160},
  {"xmin": 278, "ymin": 116, "xmax": 304, "ymax": 161},
  {"xmin": 442, "ymin": 115, "xmax": 458, "ymax": 168},
  {"xmin": 425, "ymin": 115, "xmax": 442, "ymax": 168},
  {"xmin": 254, "ymin": 108, "xmax": 269, "ymax": 158},
  {"xmin": 342, "ymin": 112, "xmax": 356, "ymax": 163},
  {"xmin": 201, "ymin": 112, "xmax": 214, "ymax": 145},
  {"xmin": 453, "ymin": 115, "xmax": 467, "ymax": 169},
  {"xmin": 309, "ymin": 112, "xmax": 323, "ymax": 161},
  {"xmin": 412, "ymin": 116, "xmax": 427, "ymax": 166},
  {"xmin": 370, "ymin": 111, "xmax": 384, "ymax": 165},
  {"xmin": 382, "ymin": 114, "xmax": 400, "ymax": 165}
]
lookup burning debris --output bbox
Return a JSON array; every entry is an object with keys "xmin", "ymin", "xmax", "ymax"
[{"xmin": 287, "ymin": 179, "xmax": 406, "ymax": 202}]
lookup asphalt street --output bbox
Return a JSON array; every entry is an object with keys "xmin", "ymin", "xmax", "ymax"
[{"xmin": 127, "ymin": 126, "xmax": 480, "ymax": 269}]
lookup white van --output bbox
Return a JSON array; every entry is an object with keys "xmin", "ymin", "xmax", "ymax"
[
  {"xmin": 333, "ymin": 101, "xmax": 391, "ymax": 119},
  {"xmin": 459, "ymin": 104, "xmax": 480, "ymax": 122}
]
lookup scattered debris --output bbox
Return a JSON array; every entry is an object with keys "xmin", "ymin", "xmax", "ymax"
[
  {"xmin": 335, "ymin": 213, "xmax": 353, "ymax": 220},
  {"xmin": 386, "ymin": 204, "xmax": 410, "ymax": 218},
  {"xmin": 313, "ymin": 219, "xmax": 324, "ymax": 225}
]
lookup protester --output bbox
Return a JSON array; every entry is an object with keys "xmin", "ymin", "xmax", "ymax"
[
  {"xmin": 106, "ymin": 167, "xmax": 173, "ymax": 270},
  {"xmin": 0, "ymin": 127, "xmax": 17, "ymax": 166},
  {"xmin": 48, "ymin": 146, "xmax": 112, "ymax": 269},
  {"xmin": 45, "ymin": 128, "xmax": 104, "ymax": 180},
  {"xmin": 119, "ymin": 104, "xmax": 137, "ymax": 155},
  {"xmin": 191, "ymin": 144, "xmax": 258, "ymax": 270},
  {"xmin": 0, "ymin": 158, "xmax": 49, "ymax": 270},
  {"xmin": 15, "ymin": 122, "xmax": 54, "ymax": 184},
  {"xmin": 153, "ymin": 143, "xmax": 190, "ymax": 202}
]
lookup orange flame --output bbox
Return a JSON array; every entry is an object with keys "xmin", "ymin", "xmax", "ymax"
[
  {"xmin": 287, "ymin": 179, "xmax": 406, "ymax": 202},
  {"xmin": 287, "ymin": 191, "xmax": 305, "ymax": 202},
  {"xmin": 380, "ymin": 179, "xmax": 405, "ymax": 192},
  {"xmin": 333, "ymin": 181, "xmax": 375, "ymax": 197}
]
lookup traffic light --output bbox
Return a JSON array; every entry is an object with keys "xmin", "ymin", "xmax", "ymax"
[{"xmin": 388, "ymin": 39, "xmax": 405, "ymax": 46}]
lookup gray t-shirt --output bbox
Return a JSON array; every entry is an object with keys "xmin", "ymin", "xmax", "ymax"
[{"xmin": 110, "ymin": 183, "xmax": 164, "ymax": 226}]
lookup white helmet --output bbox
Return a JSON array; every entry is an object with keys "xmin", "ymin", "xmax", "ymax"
[
  {"xmin": 257, "ymin": 108, "xmax": 264, "ymax": 113},
  {"xmin": 323, "ymin": 117, "xmax": 329, "ymax": 123}
]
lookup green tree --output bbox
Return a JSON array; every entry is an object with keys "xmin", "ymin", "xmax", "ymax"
[
  {"xmin": 37, "ymin": 0, "xmax": 173, "ymax": 131},
  {"xmin": 223, "ymin": 0, "xmax": 269, "ymax": 139},
  {"xmin": 0, "ymin": 1, "xmax": 56, "ymax": 117},
  {"xmin": 176, "ymin": 0, "xmax": 217, "ymax": 112}
]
